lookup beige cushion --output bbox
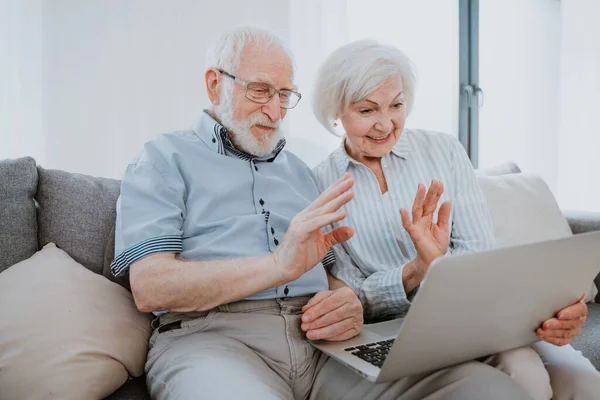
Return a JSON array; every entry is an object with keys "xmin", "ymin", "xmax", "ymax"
[
  {"xmin": 477, "ymin": 173, "xmax": 598, "ymax": 302},
  {"xmin": 0, "ymin": 243, "xmax": 152, "ymax": 400}
]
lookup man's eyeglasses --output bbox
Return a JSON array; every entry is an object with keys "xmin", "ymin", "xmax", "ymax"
[{"xmin": 218, "ymin": 69, "xmax": 302, "ymax": 109}]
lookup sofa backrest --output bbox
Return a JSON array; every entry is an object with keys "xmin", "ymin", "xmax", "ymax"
[
  {"xmin": 0, "ymin": 157, "xmax": 38, "ymax": 273},
  {"xmin": 35, "ymin": 166, "xmax": 127, "ymax": 288}
]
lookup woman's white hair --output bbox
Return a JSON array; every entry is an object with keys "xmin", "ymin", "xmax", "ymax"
[
  {"xmin": 205, "ymin": 25, "xmax": 295, "ymax": 76},
  {"xmin": 312, "ymin": 40, "xmax": 417, "ymax": 134}
]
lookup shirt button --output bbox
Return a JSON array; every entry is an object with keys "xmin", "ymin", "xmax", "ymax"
[
  {"xmin": 254, "ymin": 165, "xmax": 258, "ymax": 171},
  {"xmin": 271, "ymin": 227, "xmax": 275, "ymax": 234},
  {"xmin": 274, "ymin": 238, "xmax": 279, "ymax": 245},
  {"xmin": 259, "ymin": 199, "xmax": 265, "ymax": 206},
  {"xmin": 212, "ymin": 137, "xmax": 216, "ymax": 143},
  {"xmin": 284, "ymin": 286, "xmax": 289, "ymax": 296}
]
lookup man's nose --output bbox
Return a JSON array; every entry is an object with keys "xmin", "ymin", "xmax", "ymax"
[{"xmin": 261, "ymin": 94, "xmax": 283, "ymax": 122}]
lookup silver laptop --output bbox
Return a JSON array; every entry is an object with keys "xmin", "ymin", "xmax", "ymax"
[{"xmin": 310, "ymin": 231, "xmax": 600, "ymax": 382}]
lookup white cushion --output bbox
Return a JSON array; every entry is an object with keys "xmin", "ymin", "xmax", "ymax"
[{"xmin": 477, "ymin": 173, "xmax": 598, "ymax": 302}]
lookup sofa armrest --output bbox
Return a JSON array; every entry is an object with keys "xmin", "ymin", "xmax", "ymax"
[
  {"xmin": 564, "ymin": 210, "xmax": 600, "ymax": 234},
  {"xmin": 563, "ymin": 210, "xmax": 600, "ymax": 302}
]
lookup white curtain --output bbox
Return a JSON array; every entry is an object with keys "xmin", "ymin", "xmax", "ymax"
[{"xmin": 557, "ymin": 0, "xmax": 600, "ymax": 212}]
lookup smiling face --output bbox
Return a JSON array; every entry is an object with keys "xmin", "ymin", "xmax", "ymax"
[
  {"xmin": 340, "ymin": 75, "xmax": 406, "ymax": 163},
  {"xmin": 215, "ymin": 42, "xmax": 295, "ymax": 157}
]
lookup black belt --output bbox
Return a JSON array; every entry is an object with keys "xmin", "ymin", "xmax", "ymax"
[{"xmin": 158, "ymin": 320, "xmax": 182, "ymax": 333}]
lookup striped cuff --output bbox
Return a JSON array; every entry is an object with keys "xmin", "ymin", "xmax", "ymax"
[
  {"xmin": 383, "ymin": 267, "xmax": 411, "ymax": 309},
  {"xmin": 110, "ymin": 235, "xmax": 183, "ymax": 277},
  {"xmin": 322, "ymin": 249, "xmax": 336, "ymax": 269}
]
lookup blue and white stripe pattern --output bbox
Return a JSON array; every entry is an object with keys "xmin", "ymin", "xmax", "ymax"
[
  {"xmin": 313, "ymin": 129, "xmax": 496, "ymax": 320},
  {"xmin": 110, "ymin": 235, "xmax": 183, "ymax": 278}
]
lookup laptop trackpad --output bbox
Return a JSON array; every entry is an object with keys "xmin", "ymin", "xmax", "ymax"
[{"xmin": 365, "ymin": 318, "xmax": 403, "ymax": 338}]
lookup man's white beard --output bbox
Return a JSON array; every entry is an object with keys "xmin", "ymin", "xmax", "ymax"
[{"xmin": 216, "ymin": 84, "xmax": 284, "ymax": 158}]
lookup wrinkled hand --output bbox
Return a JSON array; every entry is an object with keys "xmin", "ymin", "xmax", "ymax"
[
  {"xmin": 273, "ymin": 174, "xmax": 355, "ymax": 283},
  {"xmin": 537, "ymin": 294, "xmax": 587, "ymax": 346},
  {"xmin": 301, "ymin": 287, "xmax": 363, "ymax": 341},
  {"xmin": 400, "ymin": 180, "xmax": 451, "ymax": 267}
]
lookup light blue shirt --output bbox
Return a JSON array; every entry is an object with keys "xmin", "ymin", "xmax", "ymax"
[
  {"xmin": 111, "ymin": 111, "xmax": 331, "ymax": 300},
  {"xmin": 313, "ymin": 129, "xmax": 496, "ymax": 321}
]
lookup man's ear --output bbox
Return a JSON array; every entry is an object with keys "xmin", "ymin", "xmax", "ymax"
[{"xmin": 205, "ymin": 68, "xmax": 221, "ymax": 105}]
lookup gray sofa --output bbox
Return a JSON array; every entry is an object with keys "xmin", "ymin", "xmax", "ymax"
[{"xmin": 1, "ymin": 156, "xmax": 599, "ymax": 399}]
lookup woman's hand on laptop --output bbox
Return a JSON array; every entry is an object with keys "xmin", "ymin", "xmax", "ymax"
[
  {"xmin": 300, "ymin": 287, "xmax": 363, "ymax": 341},
  {"xmin": 536, "ymin": 294, "xmax": 588, "ymax": 346}
]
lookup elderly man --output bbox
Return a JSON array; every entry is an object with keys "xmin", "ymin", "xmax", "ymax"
[{"xmin": 111, "ymin": 26, "xmax": 584, "ymax": 399}]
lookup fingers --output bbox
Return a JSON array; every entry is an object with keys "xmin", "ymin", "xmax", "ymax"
[
  {"xmin": 411, "ymin": 181, "xmax": 446, "ymax": 222},
  {"xmin": 437, "ymin": 201, "xmax": 452, "ymax": 232},
  {"xmin": 302, "ymin": 302, "xmax": 348, "ymax": 332},
  {"xmin": 323, "ymin": 226, "xmax": 355, "ymax": 247},
  {"xmin": 301, "ymin": 288, "xmax": 363, "ymax": 331},
  {"xmin": 423, "ymin": 180, "xmax": 443, "ymax": 216},
  {"xmin": 317, "ymin": 328, "xmax": 362, "ymax": 342},
  {"xmin": 301, "ymin": 211, "xmax": 349, "ymax": 235},
  {"xmin": 302, "ymin": 287, "xmax": 363, "ymax": 341},
  {"xmin": 305, "ymin": 188, "xmax": 354, "ymax": 220},
  {"xmin": 557, "ymin": 299, "xmax": 588, "ymax": 320},
  {"xmin": 305, "ymin": 318, "xmax": 362, "ymax": 341},
  {"xmin": 411, "ymin": 184, "xmax": 426, "ymax": 221},
  {"xmin": 302, "ymin": 287, "xmax": 357, "ymax": 324},
  {"xmin": 542, "ymin": 317, "xmax": 584, "ymax": 331},
  {"xmin": 537, "ymin": 326, "xmax": 582, "ymax": 341},
  {"xmin": 400, "ymin": 208, "xmax": 412, "ymax": 230},
  {"xmin": 302, "ymin": 290, "xmax": 334, "ymax": 313},
  {"xmin": 537, "ymin": 299, "xmax": 586, "ymax": 346},
  {"xmin": 307, "ymin": 173, "xmax": 354, "ymax": 212},
  {"xmin": 298, "ymin": 175, "xmax": 354, "ymax": 236}
]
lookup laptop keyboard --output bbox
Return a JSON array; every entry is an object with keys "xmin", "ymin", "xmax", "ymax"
[{"xmin": 344, "ymin": 339, "xmax": 395, "ymax": 368}]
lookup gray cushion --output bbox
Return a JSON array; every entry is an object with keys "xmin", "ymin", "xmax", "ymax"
[
  {"xmin": 36, "ymin": 166, "xmax": 120, "ymax": 277},
  {"xmin": 564, "ymin": 211, "xmax": 600, "ymax": 303},
  {"xmin": 564, "ymin": 210, "xmax": 600, "ymax": 235},
  {"xmin": 572, "ymin": 303, "xmax": 600, "ymax": 370},
  {"xmin": 0, "ymin": 157, "xmax": 38, "ymax": 273}
]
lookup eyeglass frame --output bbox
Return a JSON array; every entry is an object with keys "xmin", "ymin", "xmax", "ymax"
[{"xmin": 218, "ymin": 69, "xmax": 302, "ymax": 109}]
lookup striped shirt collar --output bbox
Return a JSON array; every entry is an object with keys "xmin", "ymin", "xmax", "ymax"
[
  {"xmin": 193, "ymin": 110, "xmax": 286, "ymax": 162},
  {"xmin": 332, "ymin": 131, "xmax": 411, "ymax": 175}
]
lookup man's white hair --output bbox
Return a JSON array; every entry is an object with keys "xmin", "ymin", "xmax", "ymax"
[
  {"xmin": 205, "ymin": 25, "xmax": 295, "ymax": 76},
  {"xmin": 205, "ymin": 26, "xmax": 293, "ymax": 157},
  {"xmin": 312, "ymin": 39, "xmax": 417, "ymax": 135}
]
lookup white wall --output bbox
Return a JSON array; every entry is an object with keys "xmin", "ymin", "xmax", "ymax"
[
  {"xmin": 283, "ymin": 0, "xmax": 348, "ymax": 168},
  {"xmin": 42, "ymin": 0, "xmax": 293, "ymax": 179},
  {"xmin": 0, "ymin": 0, "xmax": 44, "ymax": 164},
  {"xmin": 346, "ymin": 0, "xmax": 460, "ymax": 137},
  {"xmin": 1, "ymin": 0, "xmax": 461, "ymax": 175},
  {"xmin": 2, "ymin": 0, "xmax": 599, "ymax": 211},
  {"xmin": 557, "ymin": 0, "xmax": 600, "ymax": 211},
  {"xmin": 1, "ymin": 0, "xmax": 353, "ymax": 175},
  {"xmin": 478, "ymin": 0, "xmax": 561, "ymax": 193}
]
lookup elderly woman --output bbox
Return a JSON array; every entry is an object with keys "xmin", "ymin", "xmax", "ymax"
[{"xmin": 309, "ymin": 40, "xmax": 599, "ymax": 400}]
